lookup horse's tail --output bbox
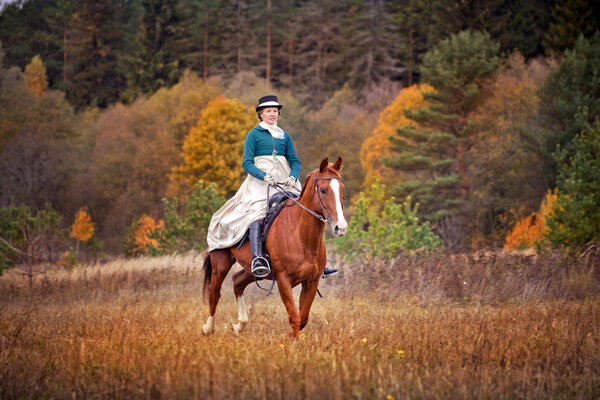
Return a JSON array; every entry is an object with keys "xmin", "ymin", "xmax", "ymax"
[{"xmin": 202, "ymin": 252, "xmax": 212, "ymax": 300}]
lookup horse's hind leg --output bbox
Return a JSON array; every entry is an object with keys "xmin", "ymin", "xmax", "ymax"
[
  {"xmin": 202, "ymin": 250, "xmax": 234, "ymax": 335},
  {"xmin": 231, "ymin": 269, "xmax": 255, "ymax": 334}
]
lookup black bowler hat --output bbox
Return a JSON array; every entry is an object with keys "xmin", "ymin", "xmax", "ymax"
[{"xmin": 256, "ymin": 95, "xmax": 283, "ymax": 112}]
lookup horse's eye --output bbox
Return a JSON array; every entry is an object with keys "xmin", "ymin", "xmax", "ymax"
[{"xmin": 320, "ymin": 188, "xmax": 327, "ymax": 194}]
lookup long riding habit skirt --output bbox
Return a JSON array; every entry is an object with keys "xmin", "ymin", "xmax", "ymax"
[{"xmin": 207, "ymin": 155, "xmax": 301, "ymax": 252}]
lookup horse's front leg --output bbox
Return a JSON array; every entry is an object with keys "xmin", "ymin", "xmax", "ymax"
[
  {"xmin": 275, "ymin": 272, "xmax": 302, "ymax": 337},
  {"xmin": 298, "ymin": 279, "xmax": 320, "ymax": 331}
]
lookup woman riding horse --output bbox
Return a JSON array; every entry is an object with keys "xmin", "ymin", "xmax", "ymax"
[
  {"xmin": 203, "ymin": 156, "xmax": 348, "ymax": 337},
  {"xmin": 206, "ymin": 95, "xmax": 337, "ymax": 279}
]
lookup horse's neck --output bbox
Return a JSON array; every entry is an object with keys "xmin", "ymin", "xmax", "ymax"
[{"xmin": 295, "ymin": 188, "xmax": 325, "ymax": 249}]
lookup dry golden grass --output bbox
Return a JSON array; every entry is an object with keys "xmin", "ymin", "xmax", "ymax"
[{"xmin": 1, "ymin": 250, "xmax": 599, "ymax": 399}]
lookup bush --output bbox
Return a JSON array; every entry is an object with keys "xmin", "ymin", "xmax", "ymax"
[
  {"xmin": 125, "ymin": 181, "xmax": 226, "ymax": 256},
  {"xmin": 0, "ymin": 203, "xmax": 63, "ymax": 274},
  {"xmin": 546, "ymin": 121, "xmax": 600, "ymax": 249},
  {"xmin": 330, "ymin": 181, "xmax": 442, "ymax": 259}
]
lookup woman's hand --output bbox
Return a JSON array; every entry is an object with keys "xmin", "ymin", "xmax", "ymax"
[
  {"xmin": 284, "ymin": 176, "xmax": 296, "ymax": 187},
  {"xmin": 264, "ymin": 174, "xmax": 276, "ymax": 185}
]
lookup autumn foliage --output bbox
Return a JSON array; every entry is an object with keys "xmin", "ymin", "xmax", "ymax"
[
  {"xmin": 360, "ymin": 83, "xmax": 433, "ymax": 189},
  {"xmin": 504, "ymin": 190, "xmax": 557, "ymax": 251},
  {"xmin": 124, "ymin": 215, "xmax": 165, "ymax": 256},
  {"xmin": 24, "ymin": 55, "xmax": 48, "ymax": 96},
  {"xmin": 169, "ymin": 96, "xmax": 255, "ymax": 198},
  {"xmin": 70, "ymin": 207, "xmax": 94, "ymax": 243}
]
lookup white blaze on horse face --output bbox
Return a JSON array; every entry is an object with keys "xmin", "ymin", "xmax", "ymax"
[{"xmin": 329, "ymin": 179, "xmax": 348, "ymax": 236}]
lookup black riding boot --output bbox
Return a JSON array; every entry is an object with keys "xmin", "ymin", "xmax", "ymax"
[{"xmin": 249, "ymin": 221, "xmax": 270, "ymax": 279}]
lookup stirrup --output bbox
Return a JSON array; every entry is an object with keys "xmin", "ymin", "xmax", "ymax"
[
  {"xmin": 251, "ymin": 256, "xmax": 271, "ymax": 279},
  {"xmin": 322, "ymin": 259, "xmax": 339, "ymax": 278}
]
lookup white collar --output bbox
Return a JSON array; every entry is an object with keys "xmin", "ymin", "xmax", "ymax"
[{"xmin": 260, "ymin": 121, "xmax": 285, "ymax": 139}]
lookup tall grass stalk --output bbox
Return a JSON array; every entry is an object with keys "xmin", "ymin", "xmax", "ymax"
[{"xmin": 1, "ymin": 249, "xmax": 598, "ymax": 399}]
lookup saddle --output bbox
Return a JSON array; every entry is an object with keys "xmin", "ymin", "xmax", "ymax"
[{"xmin": 237, "ymin": 191, "xmax": 298, "ymax": 251}]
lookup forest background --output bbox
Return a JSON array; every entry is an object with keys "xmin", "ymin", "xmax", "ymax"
[{"xmin": 1, "ymin": 0, "xmax": 599, "ymax": 266}]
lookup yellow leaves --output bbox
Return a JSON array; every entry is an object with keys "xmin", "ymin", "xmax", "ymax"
[
  {"xmin": 504, "ymin": 190, "xmax": 558, "ymax": 251},
  {"xmin": 24, "ymin": 55, "xmax": 48, "ymax": 96},
  {"xmin": 473, "ymin": 53, "xmax": 551, "ymax": 138},
  {"xmin": 169, "ymin": 96, "xmax": 255, "ymax": 198},
  {"xmin": 360, "ymin": 83, "xmax": 434, "ymax": 189},
  {"xmin": 70, "ymin": 207, "xmax": 94, "ymax": 243}
]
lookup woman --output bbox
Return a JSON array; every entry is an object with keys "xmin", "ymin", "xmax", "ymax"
[
  {"xmin": 207, "ymin": 95, "xmax": 338, "ymax": 279},
  {"xmin": 206, "ymin": 95, "xmax": 301, "ymax": 279}
]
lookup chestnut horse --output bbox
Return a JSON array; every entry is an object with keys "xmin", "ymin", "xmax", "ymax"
[{"xmin": 202, "ymin": 157, "xmax": 347, "ymax": 337}]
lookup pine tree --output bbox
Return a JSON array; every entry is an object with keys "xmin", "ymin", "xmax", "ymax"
[
  {"xmin": 0, "ymin": 0, "xmax": 73, "ymax": 89},
  {"xmin": 384, "ymin": 30, "xmax": 500, "ymax": 222},
  {"xmin": 288, "ymin": 0, "xmax": 347, "ymax": 103},
  {"xmin": 67, "ymin": 0, "xmax": 123, "ymax": 108},
  {"xmin": 345, "ymin": 0, "xmax": 399, "ymax": 89},
  {"xmin": 389, "ymin": 0, "xmax": 439, "ymax": 85},
  {"xmin": 184, "ymin": 0, "xmax": 222, "ymax": 79},
  {"xmin": 543, "ymin": 0, "xmax": 600, "ymax": 55},
  {"xmin": 360, "ymin": 83, "xmax": 433, "ymax": 189},
  {"xmin": 125, "ymin": 0, "xmax": 191, "ymax": 97},
  {"xmin": 546, "ymin": 122, "xmax": 600, "ymax": 249},
  {"xmin": 539, "ymin": 32, "xmax": 600, "ymax": 185},
  {"xmin": 503, "ymin": 0, "xmax": 553, "ymax": 59}
]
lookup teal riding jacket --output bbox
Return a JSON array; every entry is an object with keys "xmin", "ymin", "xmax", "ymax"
[{"xmin": 242, "ymin": 125, "xmax": 301, "ymax": 181}]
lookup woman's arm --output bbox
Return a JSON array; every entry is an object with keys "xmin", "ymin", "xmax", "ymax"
[
  {"xmin": 285, "ymin": 134, "xmax": 301, "ymax": 179},
  {"xmin": 242, "ymin": 130, "xmax": 268, "ymax": 180}
]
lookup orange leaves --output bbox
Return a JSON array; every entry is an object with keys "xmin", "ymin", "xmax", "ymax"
[
  {"xmin": 360, "ymin": 83, "xmax": 433, "ymax": 188},
  {"xmin": 504, "ymin": 190, "xmax": 557, "ymax": 251},
  {"xmin": 70, "ymin": 207, "xmax": 94, "ymax": 243},
  {"xmin": 128, "ymin": 215, "xmax": 165, "ymax": 256}
]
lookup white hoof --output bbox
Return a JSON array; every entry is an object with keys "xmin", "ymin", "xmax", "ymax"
[
  {"xmin": 202, "ymin": 316, "xmax": 214, "ymax": 335},
  {"xmin": 232, "ymin": 320, "xmax": 247, "ymax": 334}
]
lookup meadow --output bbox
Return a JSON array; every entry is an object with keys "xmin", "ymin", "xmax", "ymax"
[{"xmin": 1, "ymin": 249, "xmax": 599, "ymax": 399}]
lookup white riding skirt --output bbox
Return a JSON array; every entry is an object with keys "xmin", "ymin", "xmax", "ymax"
[{"xmin": 206, "ymin": 155, "xmax": 301, "ymax": 251}]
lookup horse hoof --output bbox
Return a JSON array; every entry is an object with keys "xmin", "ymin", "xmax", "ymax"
[
  {"xmin": 232, "ymin": 322, "xmax": 245, "ymax": 334},
  {"xmin": 202, "ymin": 324, "xmax": 213, "ymax": 335}
]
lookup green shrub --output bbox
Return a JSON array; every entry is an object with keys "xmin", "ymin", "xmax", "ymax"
[
  {"xmin": 148, "ymin": 181, "xmax": 225, "ymax": 255},
  {"xmin": 0, "ymin": 203, "xmax": 64, "ymax": 274},
  {"xmin": 330, "ymin": 181, "xmax": 442, "ymax": 259},
  {"xmin": 546, "ymin": 121, "xmax": 600, "ymax": 249}
]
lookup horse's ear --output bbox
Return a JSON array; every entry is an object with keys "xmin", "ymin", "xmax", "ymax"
[
  {"xmin": 333, "ymin": 156, "xmax": 343, "ymax": 172},
  {"xmin": 319, "ymin": 158, "xmax": 329, "ymax": 172}
]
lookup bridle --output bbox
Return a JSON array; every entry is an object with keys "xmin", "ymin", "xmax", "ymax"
[
  {"xmin": 312, "ymin": 174, "xmax": 343, "ymax": 224},
  {"xmin": 272, "ymin": 172, "xmax": 342, "ymax": 225}
]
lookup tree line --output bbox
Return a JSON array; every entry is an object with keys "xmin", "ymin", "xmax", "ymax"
[
  {"xmin": 1, "ymin": 1, "xmax": 599, "ymax": 269},
  {"xmin": 1, "ymin": 0, "xmax": 599, "ymax": 109}
]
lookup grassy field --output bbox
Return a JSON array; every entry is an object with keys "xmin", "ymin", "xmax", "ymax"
[{"xmin": 1, "ymin": 250, "xmax": 599, "ymax": 399}]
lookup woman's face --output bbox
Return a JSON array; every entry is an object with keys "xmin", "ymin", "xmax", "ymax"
[{"xmin": 260, "ymin": 107, "xmax": 279, "ymax": 124}]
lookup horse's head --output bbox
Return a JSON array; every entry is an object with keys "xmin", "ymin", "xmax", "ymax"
[{"xmin": 302, "ymin": 157, "xmax": 348, "ymax": 236}]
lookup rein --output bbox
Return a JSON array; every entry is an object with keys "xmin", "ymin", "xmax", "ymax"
[{"xmin": 271, "ymin": 173, "xmax": 342, "ymax": 225}]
